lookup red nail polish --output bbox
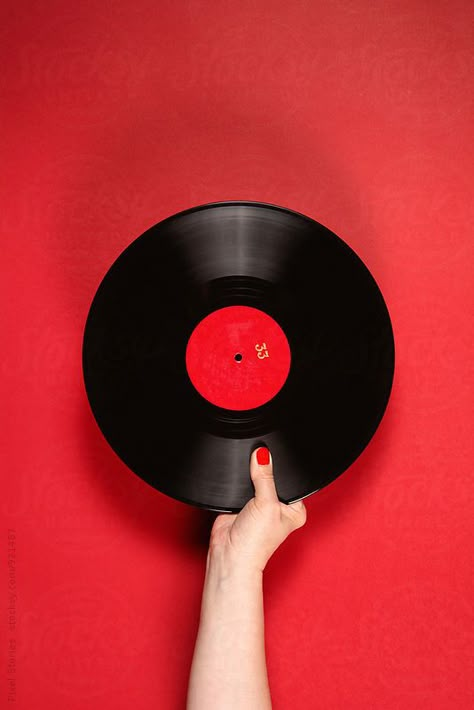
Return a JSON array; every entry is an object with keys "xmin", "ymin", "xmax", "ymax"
[{"xmin": 256, "ymin": 447, "xmax": 270, "ymax": 465}]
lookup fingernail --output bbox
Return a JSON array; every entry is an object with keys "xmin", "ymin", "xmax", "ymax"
[{"xmin": 256, "ymin": 447, "xmax": 270, "ymax": 465}]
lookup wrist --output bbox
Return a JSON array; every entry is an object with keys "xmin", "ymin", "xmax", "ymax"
[
  {"xmin": 205, "ymin": 544, "xmax": 263, "ymax": 588},
  {"xmin": 200, "ymin": 549, "xmax": 264, "ymax": 629}
]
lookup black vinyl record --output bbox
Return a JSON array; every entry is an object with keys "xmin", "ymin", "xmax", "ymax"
[{"xmin": 82, "ymin": 201, "xmax": 395, "ymax": 512}]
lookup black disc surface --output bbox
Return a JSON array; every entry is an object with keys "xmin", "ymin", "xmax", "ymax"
[{"xmin": 82, "ymin": 201, "xmax": 395, "ymax": 512}]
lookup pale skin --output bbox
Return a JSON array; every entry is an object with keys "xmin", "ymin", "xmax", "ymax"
[{"xmin": 186, "ymin": 446, "xmax": 307, "ymax": 709}]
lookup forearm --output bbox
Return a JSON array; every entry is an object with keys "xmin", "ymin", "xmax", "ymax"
[{"xmin": 186, "ymin": 547, "xmax": 272, "ymax": 710}]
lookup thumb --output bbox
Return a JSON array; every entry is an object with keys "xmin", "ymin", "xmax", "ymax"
[{"xmin": 250, "ymin": 446, "xmax": 278, "ymax": 503}]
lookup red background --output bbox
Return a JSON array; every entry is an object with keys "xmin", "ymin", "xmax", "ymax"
[{"xmin": 1, "ymin": 1, "xmax": 473, "ymax": 708}]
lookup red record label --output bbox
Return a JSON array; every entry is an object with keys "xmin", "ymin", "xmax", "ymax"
[{"xmin": 185, "ymin": 305, "xmax": 291, "ymax": 410}]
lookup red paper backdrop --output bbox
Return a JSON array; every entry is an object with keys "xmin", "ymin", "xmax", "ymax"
[{"xmin": 1, "ymin": 1, "xmax": 473, "ymax": 708}]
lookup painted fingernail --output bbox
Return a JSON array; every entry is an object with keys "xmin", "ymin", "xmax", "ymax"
[{"xmin": 256, "ymin": 447, "xmax": 270, "ymax": 465}]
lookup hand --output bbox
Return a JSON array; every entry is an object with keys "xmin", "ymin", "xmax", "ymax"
[{"xmin": 208, "ymin": 446, "xmax": 307, "ymax": 576}]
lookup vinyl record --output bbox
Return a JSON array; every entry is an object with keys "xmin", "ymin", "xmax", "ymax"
[{"xmin": 82, "ymin": 201, "xmax": 395, "ymax": 512}]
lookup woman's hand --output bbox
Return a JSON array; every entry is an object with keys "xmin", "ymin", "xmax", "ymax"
[
  {"xmin": 207, "ymin": 446, "xmax": 307, "ymax": 577},
  {"xmin": 188, "ymin": 446, "xmax": 307, "ymax": 709}
]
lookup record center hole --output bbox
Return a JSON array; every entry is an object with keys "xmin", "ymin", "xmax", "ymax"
[{"xmin": 234, "ymin": 353, "xmax": 243, "ymax": 362}]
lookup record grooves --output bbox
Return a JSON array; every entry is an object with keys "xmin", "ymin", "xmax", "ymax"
[{"xmin": 82, "ymin": 201, "xmax": 395, "ymax": 512}]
